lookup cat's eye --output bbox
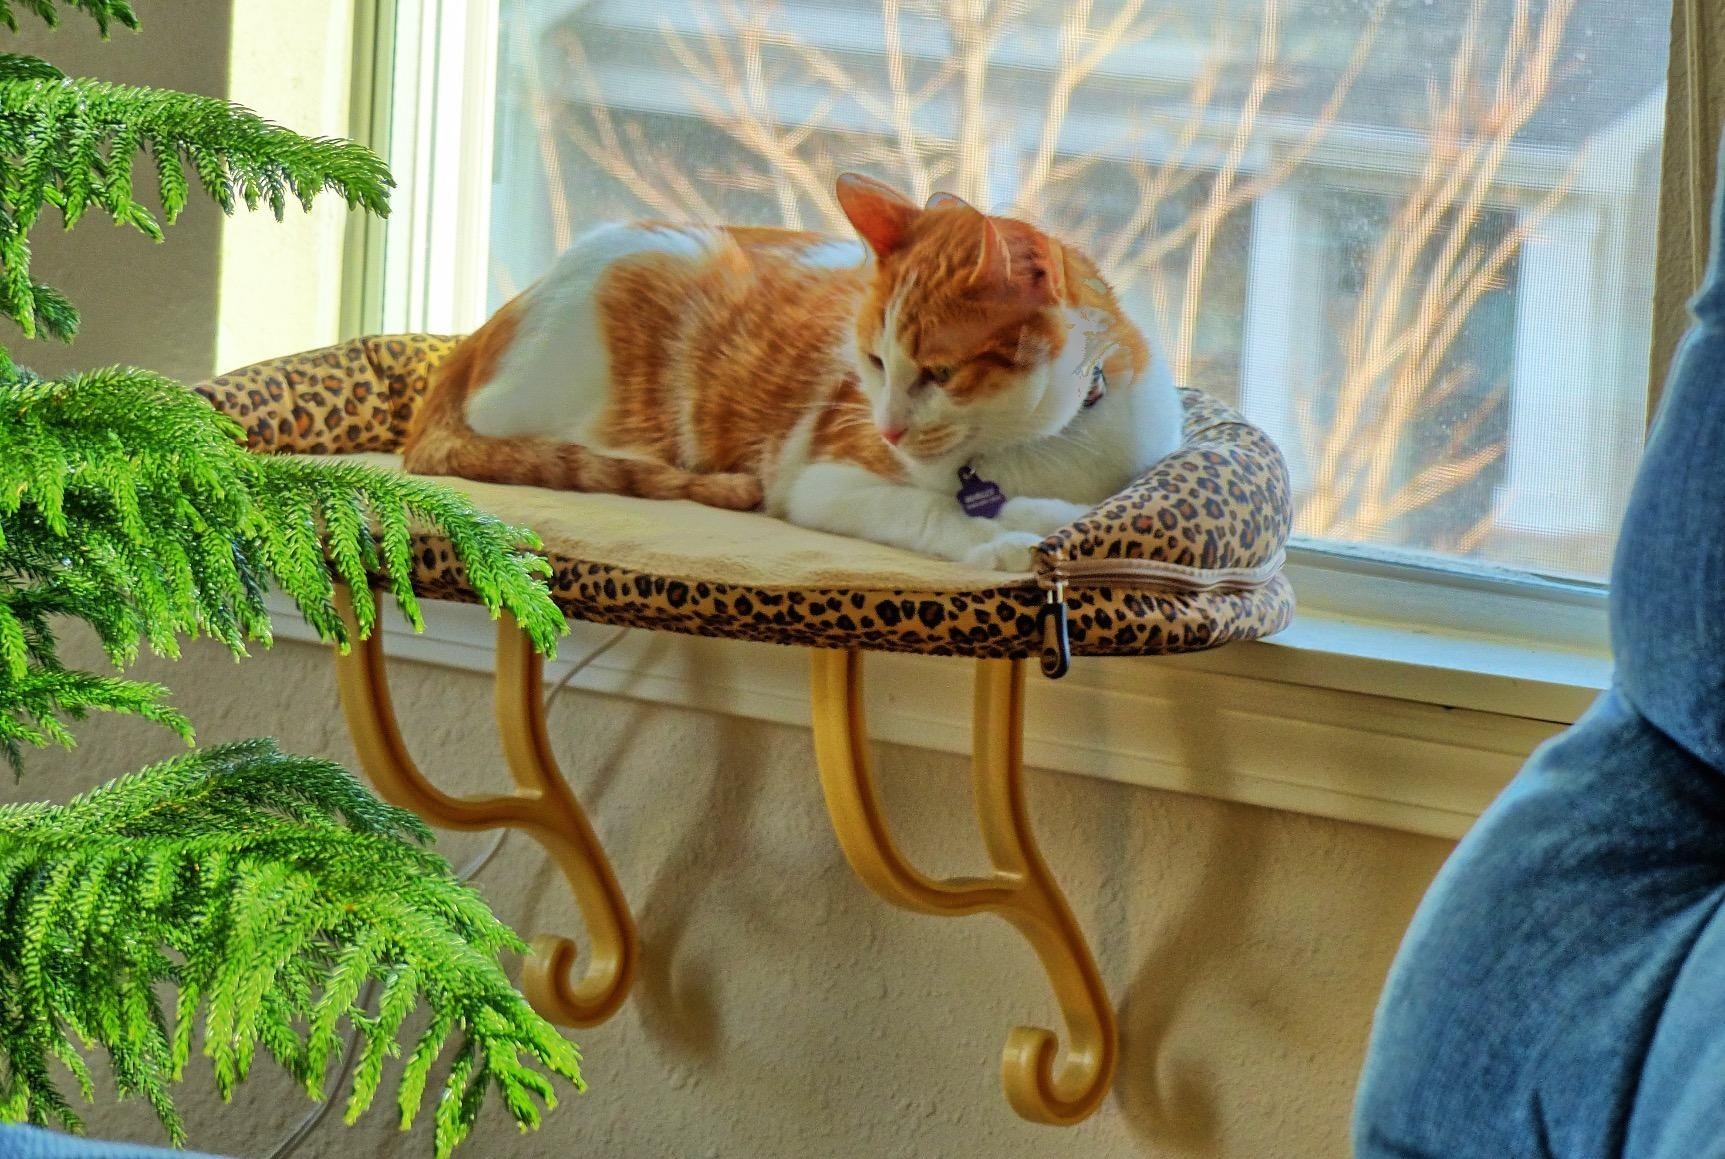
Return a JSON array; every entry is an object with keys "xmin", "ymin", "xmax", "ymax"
[
  {"xmin": 867, "ymin": 353, "xmax": 884, "ymax": 370},
  {"xmin": 925, "ymin": 365, "xmax": 954, "ymax": 385}
]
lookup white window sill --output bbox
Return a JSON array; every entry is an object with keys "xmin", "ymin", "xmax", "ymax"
[
  {"xmin": 1192, "ymin": 614, "xmax": 1608, "ymax": 725},
  {"xmin": 267, "ymin": 591, "xmax": 1606, "ymax": 841}
]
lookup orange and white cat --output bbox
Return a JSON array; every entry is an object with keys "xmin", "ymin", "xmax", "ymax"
[{"xmin": 404, "ymin": 174, "xmax": 1183, "ymax": 571}]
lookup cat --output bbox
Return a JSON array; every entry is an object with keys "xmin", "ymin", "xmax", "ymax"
[{"xmin": 402, "ymin": 173, "xmax": 1184, "ymax": 572}]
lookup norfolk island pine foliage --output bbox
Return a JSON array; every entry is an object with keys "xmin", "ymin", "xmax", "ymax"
[{"xmin": 0, "ymin": 3, "xmax": 587, "ymax": 1155}]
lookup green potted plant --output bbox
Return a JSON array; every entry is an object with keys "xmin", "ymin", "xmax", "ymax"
[{"xmin": 0, "ymin": 3, "xmax": 579, "ymax": 1155}]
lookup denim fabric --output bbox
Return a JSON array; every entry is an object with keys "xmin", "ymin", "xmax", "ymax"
[
  {"xmin": 0, "ymin": 1125, "xmax": 225, "ymax": 1158},
  {"xmin": 1354, "ymin": 142, "xmax": 1725, "ymax": 1155}
]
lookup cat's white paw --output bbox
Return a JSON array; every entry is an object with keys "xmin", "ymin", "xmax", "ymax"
[
  {"xmin": 961, "ymin": 530, "xmax": 1044, "ymax": 573},
  {"xmin": 996, "ymin": 496, "xmax": 1091, "ymax": 537}
]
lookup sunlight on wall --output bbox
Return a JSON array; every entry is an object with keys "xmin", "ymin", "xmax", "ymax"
[{"xmin": 216, "ymin": 1, "xmax": 354, "ymax": 374}]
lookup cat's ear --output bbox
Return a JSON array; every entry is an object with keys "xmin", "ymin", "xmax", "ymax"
[
  {"xmin": 922, "ymin": 190, "xmax": 1011, "ymax": 288},
  {"xmin": 837, "ymin": 173, "xmax": 920, "ymax": 259},
  {"xmin": 971, "ymin": 216, "xmax": 1014, "ymax": 287}
]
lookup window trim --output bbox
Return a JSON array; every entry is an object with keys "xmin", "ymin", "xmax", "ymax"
[
  {"xmin": 340, "ymin": 0, "xmax": 398, "ymax": 341},
  {"xmin": 1650, "ymin": 0, "xmax": 1723, "ymax": 416}
]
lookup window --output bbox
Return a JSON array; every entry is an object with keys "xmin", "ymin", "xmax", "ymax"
[{"xmin": 381, "ymin": 0, "xmax": 1673, "ymax": 593}]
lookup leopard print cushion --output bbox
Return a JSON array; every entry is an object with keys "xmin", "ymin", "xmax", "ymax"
[
  {"xmin": 196, "ymin": 334, "xmax": 460, "ymax": 454},
  {"xmin": 1035, "ymin": 392, "xmax": 1290, "ymax": 575},
  {"xmin": 195, "ymin": 336, "xmax": 1295, "ymax": 660}
]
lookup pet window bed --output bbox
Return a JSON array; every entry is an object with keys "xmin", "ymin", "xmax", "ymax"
[{"xmin": 196, "ymin": 334, "xmax": 1294, "ymax": 1127}]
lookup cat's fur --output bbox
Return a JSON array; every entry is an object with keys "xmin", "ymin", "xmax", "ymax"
[{"xmin": 403, "ymin": 174, "xmax": 1183, "ymax": 571}]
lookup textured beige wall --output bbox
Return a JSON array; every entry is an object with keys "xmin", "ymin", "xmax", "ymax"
[
  {"xmin": 8, "ymin": 632, "xmax": 1454, "ymax": 1158},
  {"xmin": 5, "ymin": 2, "xmax": 1457, "ymax": 1154},
  {"xmin": 5, "ymin": 2, "xmax": 233, "ymax": 383},
  {"xmin": 13, "ymin": 0, "xmax": 356, "ymax": 381}
]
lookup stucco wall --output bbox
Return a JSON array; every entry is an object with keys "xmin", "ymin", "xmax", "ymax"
[
  {"xmin": 3, "ymin": 2, "xmax": 1457, "ymax": 1155},
  {"xmin": 5, "ymin": 4, "xmax": 232, "ymax": 383},
  {"xmin": 11, "ymin": 633, "xmax": 1452, "ymax": 1158}
]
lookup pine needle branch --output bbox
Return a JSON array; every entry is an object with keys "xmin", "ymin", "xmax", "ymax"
[
  {"xmin": 0, "ymin": 54, "xmax": 63, "ymax": 82},
  {"xmin": 0, "ymin": 17, "xmax": 583, "ymax": 1157},
  {"xmin": 0, "ymin": 1, "xmax": 136, "ymax": 35},
  {"xmin": 0, "ymin": 72, "xmax": 393, "ymax": 344},
  {"xmin": 0, "ymin": 741, "xmax": 583, "ymax": 1154},
  {"xmin": 0, "ymin": 362, "xmax": 565, "ymax": 767}
]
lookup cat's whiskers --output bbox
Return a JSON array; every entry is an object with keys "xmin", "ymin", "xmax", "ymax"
[
  {"xmin": 900, "ymin": 420, "xmax": 966, "ymax": 459},
  {"xmin": 824, "ymin": 401, "xmax": 876, "ymax": 419},
  {"xmin": 820, "ymin": 406, "xmax": 881, "ymax": 438},
  {"xmin": 806, "ymin": 397, "xmax": 874, "ymax": 425}
]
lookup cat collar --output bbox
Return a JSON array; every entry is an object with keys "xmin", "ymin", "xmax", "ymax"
[{"xmin": 1083, "ymin": 361, "xmax": 1107, "ymax": 409}]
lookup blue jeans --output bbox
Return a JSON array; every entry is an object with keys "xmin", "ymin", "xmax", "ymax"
[
  {"xmin": 0, "ymin": 1125, "xmax": 223, "ymax": 1158},
  {"xmin": 1354, "ymin": 146, "xmax": 1725, "ymax": 1153}
]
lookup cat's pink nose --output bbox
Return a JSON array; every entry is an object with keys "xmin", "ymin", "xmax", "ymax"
[{"xmin": 880, "ymin": 425, "xmax": 907, "ymax": 446}]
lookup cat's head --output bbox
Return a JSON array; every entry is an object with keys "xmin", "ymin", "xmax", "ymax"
[{"xmin": 836, "ymin": 172, "xmax": 1146, "ymax": 469}]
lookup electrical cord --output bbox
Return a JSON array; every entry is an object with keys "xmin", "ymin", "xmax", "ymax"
[{"xmin": 261, "ymin": 626, "xmax": 631, "ymax": 1159}]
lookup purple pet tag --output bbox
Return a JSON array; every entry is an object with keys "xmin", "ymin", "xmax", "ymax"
[{"xmin": 957, "ymin": 465, "xmax": 1006, "ymax": 518}]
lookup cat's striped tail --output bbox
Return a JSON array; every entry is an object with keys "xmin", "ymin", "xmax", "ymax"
[
  {"xmin": 401, "ymin": 308, "xmax": 763, "ymax": 512},
  {"xmin": 404, "ymin": 427, "xmax": 764, "ymax": 510}
]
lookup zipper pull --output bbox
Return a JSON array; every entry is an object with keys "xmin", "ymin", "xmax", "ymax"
[{"xmin": 1038, "ymin": 581, "xmax": 1070, "ymax": 679}]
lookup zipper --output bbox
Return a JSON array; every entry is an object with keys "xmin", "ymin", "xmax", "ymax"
[
  {"xmin": 1042, "ymin": 551, "xmax": 1286, "ymax": 593},
  {"xmin": 1039, "ymin": 582, "xmax": 1072, "ymax": 679},
  {"xmin": 1033, "ymin": 549, "xmax": 1286, "ymax": 679}
]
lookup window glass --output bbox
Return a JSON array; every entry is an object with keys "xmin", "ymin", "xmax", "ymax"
[{"xmin": 488, "ymin": 0, "xmax": 1673, "ymax": 583}]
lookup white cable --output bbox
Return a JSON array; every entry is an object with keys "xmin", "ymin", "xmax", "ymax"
[{"xmin": 261, "ymin": 626, "xmax": 631, "ymax": 1159}]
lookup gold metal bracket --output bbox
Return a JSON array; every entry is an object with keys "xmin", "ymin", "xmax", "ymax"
[
  {"xmin": 330, "ymin": 586, "xmax": 638, "ymax": 1027},
  {"xmin": 809, "ymin": 648, "xmax": 1118, "ymax": 1126}
]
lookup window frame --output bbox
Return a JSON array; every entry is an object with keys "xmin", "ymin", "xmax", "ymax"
[
  {"xmin": 1651, "ymin": 0, "xmax": 1721, "ymax": 417},
  {"xmin": 344, "ymin": 0, "xmax": 1717, "ymax": 683}
]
